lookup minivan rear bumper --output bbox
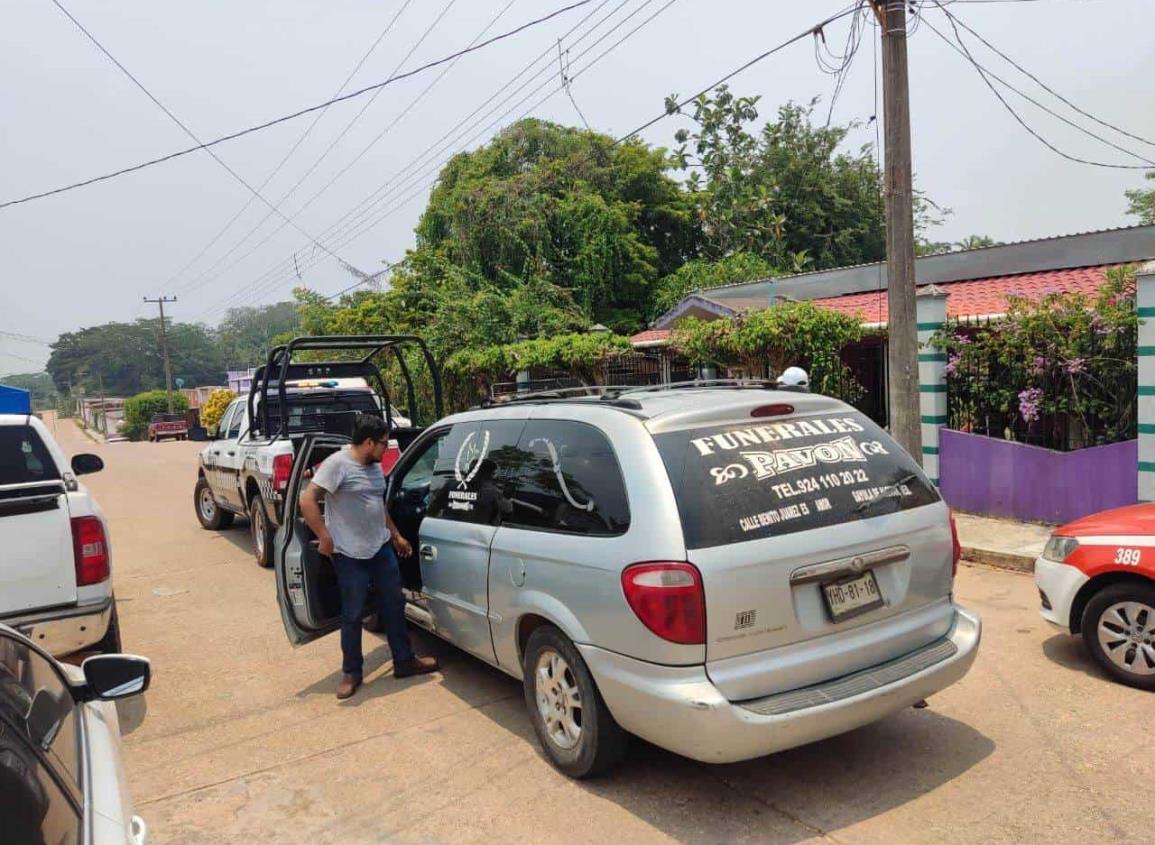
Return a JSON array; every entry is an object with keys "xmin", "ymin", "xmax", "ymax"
[
  {"xmin": 579, "ymin": 604, "xmax": 980, "ymax": 764},
  {"xmin": 2, "ymin": 597, "xmax": 113, "ymax": 657}
]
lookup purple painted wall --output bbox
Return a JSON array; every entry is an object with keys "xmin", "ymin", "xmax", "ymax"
[{"xmin": 939, "ymin": 430, "xmax": 1138, "ymax": 525}]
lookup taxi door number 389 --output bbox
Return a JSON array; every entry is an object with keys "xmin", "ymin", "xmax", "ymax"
[{"xmin": 1114, "ymin": 547, "xmax": 1143, "ymax": 566}]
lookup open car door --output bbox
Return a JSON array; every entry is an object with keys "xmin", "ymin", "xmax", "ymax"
[{"xmin": 273, "ymin": 433, "xmax": 350, "ymax": 646}]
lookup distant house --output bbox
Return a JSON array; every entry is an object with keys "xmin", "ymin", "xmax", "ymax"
[
  {"xmin": 227, "ymin": 369, "xmax": 257, "ymax": 395},
  {"xmin": 632, "ymin": 224, "xmax": 1155, "ymax": 422}
]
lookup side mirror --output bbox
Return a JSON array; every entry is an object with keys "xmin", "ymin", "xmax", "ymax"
[
  {"xmin": 70, "ymin": 453, "xmax": 104, "ymax": 475},
  {"xmin": 81, "ymin": 654, "xmax": 151, "ymax": 701}
]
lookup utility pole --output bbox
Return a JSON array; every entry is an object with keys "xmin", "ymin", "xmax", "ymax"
[
  {"xmin": 97, "ymin": 371, "xmax": 107, "ymax": 436},
  {"xmin": 143, "ymin": 295, "xmax": 178, "ymax": 413},
  {"xmin": 874, "ymin": 0, "xmax": 922, "ymax": 462}
]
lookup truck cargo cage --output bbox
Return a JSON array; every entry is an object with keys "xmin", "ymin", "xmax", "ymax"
[{"xmin": 247, "ymin": 335, "xmax": 442, "ymax": 444}]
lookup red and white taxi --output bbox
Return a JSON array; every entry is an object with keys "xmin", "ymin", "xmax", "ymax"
[{"xmin": 1035, "ymin": 503, "xmax": 1155, "ymax": 690}]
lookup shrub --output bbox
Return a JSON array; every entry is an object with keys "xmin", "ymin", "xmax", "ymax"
[
  {"xmin": 123, "ymin": 390, "xmax": 189, "ymax": 441},
  {"xmin": 200, "ymin": 389, "xmax": 236, "ymax": 432}
]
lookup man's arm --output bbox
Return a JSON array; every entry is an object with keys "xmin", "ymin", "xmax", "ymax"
[
  {"xmin": 299, "ymin": 482, "xmax": 334, "ymax": 557},
  {"xmin": 386, "ymin": 510, "xmax": 411, "ymax": 558}
]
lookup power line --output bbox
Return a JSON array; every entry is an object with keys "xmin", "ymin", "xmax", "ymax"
[
  {"xmin": 0, "ymin": 0, "xmax": 597, "ymax": 211},
  {"xmin": 923, "ymin": 2, "xmax": 1152, "ymax": 170},
  {"xmin": 218, "ymin": 0, "xmax": 866, "ymax": 317},
  {"xmin": 165, "ymin": 0, "xmax": 418, "ymax": 292},
  {"xmin": 196, "ymin": 0, "xmax": 641, "ymax": 317},
  {"xmin": 934, "ymin": 2, "xmax": 1155, "ymax": 150},
  {"xmin": 48, "ymin": 0, "xmax": 356, "ymax": 268},
  {"xmin": 176, "ymin": 0, "xmax": 513, "ymax": 302},
  {"xmin": 0, "ymin": 330, "xmax": 53, "ymax": 346}
]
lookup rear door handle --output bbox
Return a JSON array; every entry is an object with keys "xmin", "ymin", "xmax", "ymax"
[
  {"xmin": 420, "ymin": 544, "xmax": 437, "ymax": 561},
  {"xmin": 226, "ymin": 450, "xmax": 236, "ymax": 456}
]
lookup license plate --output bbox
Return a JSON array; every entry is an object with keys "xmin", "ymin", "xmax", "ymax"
[{"xmin": 822, "ymin": 570, "xmax": 884, "ymax": 621}]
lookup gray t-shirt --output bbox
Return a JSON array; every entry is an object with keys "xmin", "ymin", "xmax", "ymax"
[{"xmin": 311, "ymin": 447, "xmax": 390, "ymax": 559}]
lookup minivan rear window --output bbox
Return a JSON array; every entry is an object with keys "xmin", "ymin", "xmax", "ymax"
[
  {"xmin": 655, "ymin": 411, "xmax": 939, "ymax": 549},
  {"xmin": 0, "ymin": 426, "xmax": 60, "ymax": 486}
]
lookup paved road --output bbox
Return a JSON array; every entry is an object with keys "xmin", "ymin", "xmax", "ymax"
[{"xmin": 49, "ymin": 415, "xmax": 1151, "ymax": 844}]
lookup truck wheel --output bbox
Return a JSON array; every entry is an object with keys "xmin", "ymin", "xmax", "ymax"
[
  {"xmin": 1081, "ymin": 582, "xmax": 1155, "ymax": 691},
  {"xmin": 523, "ymin": 625, "xmax": 627, "ymax": 778},
  {"xmin": 195, "ymin": 477, "xmax": 234, "ymax": 530},
  {"xmin": 249, "ymin": 495, "xmax": 275, "ymax": 569},
  {"xmin": 94, "ymin": 602, "xmax": 123, "ymax": 654}
]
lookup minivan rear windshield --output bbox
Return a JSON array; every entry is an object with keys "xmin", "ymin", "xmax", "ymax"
[
  {"xmin": 655, "ymin": 410, "xmax": 939, "ymax": 549},
  {"xmin": 260, "ymin": 390, "xmax": 381, "ymax": 434},
  {"xmin": 0, "ymin": 426, "xmax": 60, "ymax": 486}
]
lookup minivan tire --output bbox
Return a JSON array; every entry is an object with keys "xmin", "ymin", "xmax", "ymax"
[
  {"xmin": 1081, "ymin": 582, "xmax": 1155, "ymax": 691},
  {"xmin": 195, "ymin": 477, "xmax": 234, "ymax": 530},
  {"xmin": 249, "ymin": 494, "xmax": 275, "ymax": 569},
  {"xmin": 522, "ymin": 625, "xmax": 627, "ymax": 778}
]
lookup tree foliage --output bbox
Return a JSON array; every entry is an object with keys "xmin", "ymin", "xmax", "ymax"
[
  {"xmin": 649, "ymin": 252, "xmax": 775, "ymax": 320},
  {"xmin": 200, "ymin": 389, "xmax": 236, "ymax": 432},
  {"xmin": 215, "ymin": 302, "xmax": 300, "ymax": 368},
  {"xmin": 123, "ymin": 390, "xmax": 190, "ymax": 441},
  {"xmin": 47, "ymin": 320, "xmax": 226, "ymax": 397},
  {"xmin": 1125, "ymin": 170, "xmax": 1155, "ymax": 225},
  {"xmin": 671, "ymin": 301, "xmax": 865, "ymax": 400},
  {"xmin": 934, "ymin": 266, "xmax": 1137, "ymax": 449}
]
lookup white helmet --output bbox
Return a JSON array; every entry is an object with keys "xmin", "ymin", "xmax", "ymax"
[{"xmin": 777, "ymin": 366, "xmax": 809, "ymax": 388}]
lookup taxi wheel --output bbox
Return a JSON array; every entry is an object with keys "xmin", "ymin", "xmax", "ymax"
[
  {"xmin": 1081, "ymin": 583, "xmax": 1155, "ymax": 691},
  {"xmin": 522, "ymin": 625, "xmax": 628, "ymax": 778}
]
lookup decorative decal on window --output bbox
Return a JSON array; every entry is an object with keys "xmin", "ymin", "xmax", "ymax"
[{"xmin": 528, "ymin": 437, "xmax": 595, "ymax": 512}]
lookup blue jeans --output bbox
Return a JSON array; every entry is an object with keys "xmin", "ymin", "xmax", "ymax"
[{"xmin": 332, "ymin": 543, "xmax": 415, "ymax": 677}]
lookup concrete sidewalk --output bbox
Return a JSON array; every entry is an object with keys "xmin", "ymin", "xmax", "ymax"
[{"xmin": 954, "ymin": 512, "xmax": 1051, "ymax": 573}]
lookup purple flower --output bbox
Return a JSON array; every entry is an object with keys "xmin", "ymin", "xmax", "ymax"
[
  {"xmin": 945, "ymin": 353, "xmax": 959, "ymax": 377},
  {"xmin": 1018, "ymin": 387, "xmax": 1043, "ymax": 423},
  {"xmin": 1065, "ymin": 357, "xmax": 1086, "ymax": 375},
  {"xmin": 953, "ymin": 333, "xmax": 971, "ymax": 346},
  {"xmin": 1091, "ymin": 314, "xmax": 1108, "ymax": 335},
  {"xmin": 1028, "ymin": 355, "xmax": 1047, "ymax": 376}
]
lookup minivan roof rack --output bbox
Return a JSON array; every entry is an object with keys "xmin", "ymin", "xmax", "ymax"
[{"xmin": 475, "ymin": 379, "xmax": 780, "ymax": 410}]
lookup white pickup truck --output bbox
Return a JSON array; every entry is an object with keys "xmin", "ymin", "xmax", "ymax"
[
  {"xmin": 194, "ymin": 376, "xmax": 409, "ymax": 568},
  {"xmin": 0, "ymin": 398, "xmax": 120, "ymax": 658}
]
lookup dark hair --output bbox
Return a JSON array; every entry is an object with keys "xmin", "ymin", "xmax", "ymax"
[{"xmin": 351, "ymin": 413, "xmax": 389, "ymax": 445}]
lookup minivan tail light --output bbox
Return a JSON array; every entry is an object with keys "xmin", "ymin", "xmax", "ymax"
[
  {"xmin": 273, "ymin": 454, "xmax": 293, "ymax": 494},
  {"xmin": 621, "ymin": 562, "xmax": 705, "ymax": 645},
  {"xmin": 949, "ymin": 512, "xmax": 962, "ymax": 578},
  {"xmin": 71, "ymin": 516, "xmax": 110, "ymax": 586}
]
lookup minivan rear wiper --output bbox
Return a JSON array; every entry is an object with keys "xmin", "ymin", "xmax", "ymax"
[{"xmin": 854, "ymin": 473, "xmax": 918, "ymax": 514}]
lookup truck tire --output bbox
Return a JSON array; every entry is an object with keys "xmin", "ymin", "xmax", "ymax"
[
  {"xmin": 522, "ymin": 625, "xmax": 628, "ymax": 778},
  {"xmin": 94, "ymin": 602, "xmax": 123, "ymax": 654},
  {"xmin": 249, "ymin": 494, "xmax": 275, "ymax": 569},
  {"xmin": 195, "ymin": 477, "xmax": 234, "ymax": 530}
]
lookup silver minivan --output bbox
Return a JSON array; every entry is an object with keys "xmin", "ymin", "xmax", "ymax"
[{"xmin": 273, "ymin": 385, "xmax": 981, "ymax": 777}]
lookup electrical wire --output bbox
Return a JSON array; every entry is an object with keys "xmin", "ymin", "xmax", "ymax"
[
  {"xmin": 924, "ymin": 3, "xmax": 1153, "ymax": 169},
  {"xmin": 937, "ymin": 3, "xmax": 1155, "ymax": 149},
  {"xmin": 174, "ymin": 0, "xmax": 465, "ymax": 297},
  {"xmin": 185, "ymin": 0, "xmax": 623, "ymax": 313},
  {"xmin": 0, "ymin": 0, "xmax": 596, "ymax": 211},
  {"xmin": 47, "ymin": 0, "xmax": 355, "ymax": 266},
  {"xmin": 213, "ymin": 0, "xmax": 865, "ymax": 317},
  {"xmin": 196, "ymin": 0, "xmax": 644, "ymax": 316},
  {"xmin": 164, "ymin": 0, "xmax": 418, "ymax": 293}
]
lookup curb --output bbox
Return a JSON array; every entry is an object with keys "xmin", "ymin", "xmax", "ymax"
[{"xmin": 960, "ymin": 545, "xmax": 1036, "ymax": 574}]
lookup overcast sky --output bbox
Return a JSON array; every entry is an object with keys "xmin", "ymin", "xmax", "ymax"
[{"xmin": 2, "ymin": 0, "xmax": 1153, "ymax": 375}]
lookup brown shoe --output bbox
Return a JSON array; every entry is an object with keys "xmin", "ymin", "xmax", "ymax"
[
  {"xmin": 394, "ymin": 655, "xmax": 439, "ymax": 679},
  {"xmin": 336, "ymin": 674, "xmax": 362, "ymax": 700}
]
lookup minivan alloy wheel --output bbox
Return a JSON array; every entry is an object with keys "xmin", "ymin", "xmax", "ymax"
[
  {"xmin": 1097, "ymin": 601, "xmax": 1155, "ymax": 676},
  {"xmin": 535, "ymin": 650, "xmax": 582, "ymax": 750}
]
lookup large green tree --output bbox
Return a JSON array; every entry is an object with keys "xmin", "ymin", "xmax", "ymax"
[
  {"xmin": 412, "ymin": 118, "xmax": 698, "ymax": 333},
  {"xmin": 1125, "ymin": 171, "xmax": 1155, "ymax": 225},
  {"xmin": 47, "ymin": 320, "xmax": 226, "ymax": 396},
  {"xmin": 214, "ymin": 301, "xmax": 300, "ymax": 369}
]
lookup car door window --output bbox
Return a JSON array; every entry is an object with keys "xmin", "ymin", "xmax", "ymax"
[
  {"xmin": 0, "ymin": 635, "xmax": 81, "ymax": 845},
  {"xmin": 500, "ymin": 420, "xmax": 630, "ymax": 536},
  {"xmin": 425, "ymin": 420, "xmax": 526, "ymax": 526},
  {"xmin": 226, "ymin": 401, "xmax": 245, "ymax": 439},
  {"xmin": 215, "ymin": 404, "xmax": 238, "ymax": 440},
  {"xmin": 0, "ymin": 634, "xmax": 80, "ymax": 787},
  {"xmin": 396, "ymin": 431, "xmax": 447, "ymax": 506}
]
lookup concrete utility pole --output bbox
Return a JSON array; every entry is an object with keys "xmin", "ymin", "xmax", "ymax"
[
  {"xmin": 97, "ymin": 371, "xmax": 107, "ymax": 435},
  {"xmin": 144, "ymin": 295, "xmax": 177, "ymax": 413},
  {"xmin": 874, "ymin": 0, "xmax": 922, "ymax": 462}
]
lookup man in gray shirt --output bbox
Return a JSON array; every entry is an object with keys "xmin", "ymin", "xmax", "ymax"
[{"xmin": 300, "ymin": 414, "xmax": 438, "ymax": 699}]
